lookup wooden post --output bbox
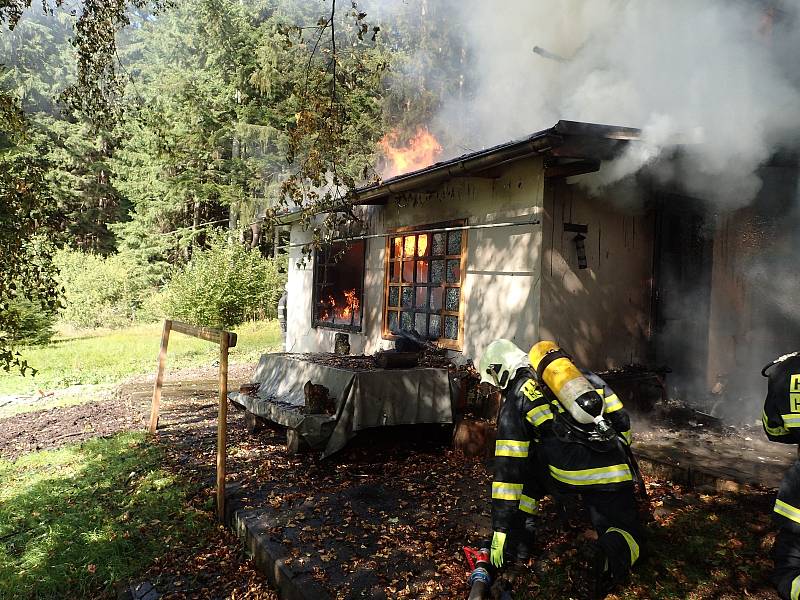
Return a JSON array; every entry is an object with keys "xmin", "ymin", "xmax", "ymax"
[
  {"xmin": 217, "ymin": 331, "xmax": 230, "ymax": 523},
  {"xmin": 147, "ymin": 319, "xmax": 237, "ymax": 523},
  {"xmin": 148, "ymin": 319, "xmax": 172, "ymax": 434}
]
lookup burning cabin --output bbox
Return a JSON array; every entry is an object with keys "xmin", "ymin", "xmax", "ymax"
[
  {"xmin": 285, "ymin": 121, "xmax": 652, "ymax": 372},
  {"xmin": 278, "ymin": 119, "xmax": 800, "ymax": 425}
]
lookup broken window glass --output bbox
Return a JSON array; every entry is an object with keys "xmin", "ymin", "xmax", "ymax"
[
  {"xmin": 401, "ymin": 286, "xmax": 413, "ymax": 308},
  {"xmin": 445, "ymin": 287, "xmax": 459, "ymax": 312},
  {"xmin": 430, "ymin": 287, "xmax": 443, "ymax": 310},
  {"xmin": 446, "ymin": 259, "xmax": 460, "ymax": 283},
  {"xmin": 415, "ymin": 287, "xmax": 427, "ymax": 308},
  {"xmin": 432, "ymin": 233, "xmax": 446, "ymax": 256},
  {"xmin": 416, "ymin": 260, "xmax": 429, "ymax": 283},
  {"xmin": 415, "ymin": 313, "xmax": 427, "ymax": 335},
  {"xmin": 403, "ymin": 261, "xmax": 414, "ymax": 283},
  {"xmin": 429, "ymin": 314, "xmax": 441, "ymax": 338},
  {"xmin": 444, "ymin": 316, "xmax": 458, "ymax": 339}
]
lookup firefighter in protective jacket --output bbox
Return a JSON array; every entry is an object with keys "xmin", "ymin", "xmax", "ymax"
[
  {"xmin": 762, "ymin": 352, "xmax": 800, "ymax": 600},
  {"xmin": 479, "ymin": 339, "xmax": 644, "ymax": 598}
]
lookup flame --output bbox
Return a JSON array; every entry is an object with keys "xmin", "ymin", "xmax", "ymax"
[
  {"xmin": 417, "ymin": 234, "xmax": 428, "ymax": 257},
  {"xmin": 340, "ymin": 289, "xmax": 360, "ymax": 320},
  {"xmin": 379, "ymin": 127, "xmax": 443, "ymax": 178},
  {"xmin": 319, "ymin": 290, "xmax": 360, "ymax": 323}
]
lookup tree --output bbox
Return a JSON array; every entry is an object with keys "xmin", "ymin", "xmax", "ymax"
[{"xmin": 0, "ymin": 93, "xmax": 60, "ymax": 373}]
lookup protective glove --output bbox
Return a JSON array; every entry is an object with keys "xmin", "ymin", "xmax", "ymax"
[{"xmin": 490, "ymin": 530, "xmax": 507, "ymax": 568}]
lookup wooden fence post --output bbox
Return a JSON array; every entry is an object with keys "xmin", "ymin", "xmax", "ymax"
[
  {"xmin": 148, "ymin": 319, "xmax": 172, "ymax": 434},
  {"xmin": 217, "ymin": 331, "xmax": 230, "ymax": 523}
]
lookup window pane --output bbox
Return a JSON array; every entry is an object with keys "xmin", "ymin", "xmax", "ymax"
[
  {"xmin": 401, "ymin": 286, "xmax": 413, "ymax": 308},
  {"xmin": 403, "ymin": 260, "xmax": 414, "ymax": 283},
  {"xmin": 431, "ymin": 260, "xmax": 445, "ymax": 284},
  {"xmin": 429, "ymin": 314, "xmax": 441, "ymax": 338},
  {"xmin": 415, "ymin": 312, "xmax": 427, "ymax": 336},
  {"xmin": 445, "ymin": 287, "xmax": 460, "ymax": 312},
  {"xmin": 415, "ymin": 287, "xmax": 427, "ymax": 308},
  {"xmin": 430, "ymin": 287, "xmax": 443, "ymax": 310},
  {"xmin": 445, "ymin": 316, "xmax": 459, "ymax": 339},
  {"xmin": 388, "ymin": 286, "xmax": 400, "ymax": 307},
  {"xmin": 390, "ymin": 260, "xmax": 400, "ymax": 283},
  {"xmin": 417, "ymin": 234, "xmax": 429, "ymax": 257},
  {"xmin": 392, "ymin": 237, "xmax": 402, "ymax": 259},
  {"xmin": 388, "ymin": 310, "xmax": 398, "ymax": 332},
  {"xmin": 446, "ymin": 259, "xmax": 460, "ymax": 283},
  {"xmin": 416, "ymin": 260, "xmax": 429, "ymax": 283},
  {"xmin": 401, "ymin": 311, "xmax": 413, "ymax": 331},
  {"xmin": 447, "ymin": 231, "xmax": 462, "ymax": 255},
  {"xmin": 432, "ymin": 233, "xmax": 446, "ymax": 256},
  {"xmin": 404, "ymin": 235, "xmax": 416, "ymax": 257}
]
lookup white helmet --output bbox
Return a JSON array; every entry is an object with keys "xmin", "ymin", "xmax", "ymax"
[{"xmin": 479, "ymin": 339, "xmax": 530, "ymax": 389}]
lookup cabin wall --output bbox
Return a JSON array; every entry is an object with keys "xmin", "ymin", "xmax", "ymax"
[
  {"xmin": 286, "ymin": 156, "xmax": 547, "ymax": 361},
  {"xmin": 539, "ymin": 179, "xmax": 656, "ymax": 370}
]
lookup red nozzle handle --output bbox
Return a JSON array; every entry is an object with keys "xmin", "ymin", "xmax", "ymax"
[{"xmin": 463, "ymin": 546, "xmax": 489, "ymax": 572}]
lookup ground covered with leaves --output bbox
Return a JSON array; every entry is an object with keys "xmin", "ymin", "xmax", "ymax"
[{"xmin": 0, "ymin": 363, "xmax": 788, "ymax": 599}]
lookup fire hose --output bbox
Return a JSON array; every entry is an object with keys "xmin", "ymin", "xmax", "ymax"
[{"xmin": 463, "ymin": 546, "xmax": 514, "ymax": 600}]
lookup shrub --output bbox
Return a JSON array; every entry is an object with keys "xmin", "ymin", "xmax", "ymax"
[
  {"xmin": 55, "ymin": 249, "xmax": 154, "ymax": 329},
  {"xmin": 162, "ymin": 233, "xmax": 286, "ymax": 328},
  {"xmin": 3, "ymin": 298, "xmax": 56, "ymax": 345}
]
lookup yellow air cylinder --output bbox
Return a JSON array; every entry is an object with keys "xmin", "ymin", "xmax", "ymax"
[{"xmin": 529, "ymin": 341, "xmax": 603, "ymax": 425}]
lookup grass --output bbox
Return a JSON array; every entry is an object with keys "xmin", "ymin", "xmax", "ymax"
[
  {"xmin": 0, "ymin": 320, "xmax": 281, "ymax": 396},
  {"xmin": 0, "ymin": 432, "xmax": 210, "ymax": 599}
]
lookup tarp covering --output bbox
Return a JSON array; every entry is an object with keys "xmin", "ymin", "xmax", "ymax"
[{"xmin": 231, "ymin": 353, "xmax": 453, "ymax": 457}]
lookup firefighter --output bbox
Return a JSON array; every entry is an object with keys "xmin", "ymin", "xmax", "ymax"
[
  {"xmin": 479, "ymin": 339, "xmax": 643, "ymax": 599},
  {"xmin": 762, "ymin": 351, "xmax": 800, "ymax": 600}
]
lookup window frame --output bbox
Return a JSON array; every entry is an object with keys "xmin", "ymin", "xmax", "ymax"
[
  {"xmin": 311, "ymin": 240, "xmax": 367, "ymax": 333},
  {"xmin": 382, "ymin": 220, "xmax": 467, "ymax": 351}
]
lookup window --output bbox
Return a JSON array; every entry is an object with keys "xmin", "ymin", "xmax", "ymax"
[
  {"xmin": 383, "ymin": 222, "xmax": 466, "ymax": 349},
  {"xmin": 313, "ymin": 240, "xmax": 366, "ymax": 331}
]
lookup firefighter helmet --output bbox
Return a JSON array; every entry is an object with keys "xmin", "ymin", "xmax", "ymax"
[{"xmin": 479, "ymin": 339, "xmax": 530, "ymax": 389}]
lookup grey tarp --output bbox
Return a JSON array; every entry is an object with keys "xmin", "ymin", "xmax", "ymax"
[{"xmin": 229, "ymin": 353, "xmax": 453, "ymax": 457}]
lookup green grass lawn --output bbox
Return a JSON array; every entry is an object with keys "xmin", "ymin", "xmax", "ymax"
[
  {"xmin": 0, "ymin": 432, "xmax": 211, "ymax": 599},
  {"xmin": 0, "ymin": 320, "xmax": 281, "ymax": 396}
]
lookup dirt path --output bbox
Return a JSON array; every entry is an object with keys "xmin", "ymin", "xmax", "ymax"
[{"xmin": 0, "ymin": 363, "xmax": 254, "ymax": 461}]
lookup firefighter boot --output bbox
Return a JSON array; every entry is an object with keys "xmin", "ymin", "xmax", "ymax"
[
  {"xmin": 574, "ymin": 542, "xmax": 613, "ymax": 600},
  {"xmin": 515, "ymin": 515, "xmax": 537, "ymax": 562}
]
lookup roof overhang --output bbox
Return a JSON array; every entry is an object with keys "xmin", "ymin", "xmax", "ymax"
[{"xmin": 352, "ymin": 120, "xmax": 640, "ymax": 205}]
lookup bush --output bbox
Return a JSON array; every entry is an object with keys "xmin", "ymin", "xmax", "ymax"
[
  {"xmin": 55, "ymin": 249, "xmax": 155, "ymax": 329},
  {"xmin": 164, "ymin": 233, "xmax": 286, "ymax": 327},
  {"xmin": 3, "ymin": 298, "xmax": 56, "ymax": 345},
  {"xmin": 162, "ymin": 232, "xmax": 287, "ymax": 328}
]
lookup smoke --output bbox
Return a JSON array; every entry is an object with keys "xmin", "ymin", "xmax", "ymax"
[
  {"xmin": 362, "ymin": 1, "xmax": 800, "ymax": 422},
  {"xmin": 426, "ymin": 0, "xmax": 800, "ymax": 208}
]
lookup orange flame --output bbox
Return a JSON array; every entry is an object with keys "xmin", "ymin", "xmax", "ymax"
[
  {"xmin": 319, "ymin": 290, "xmax": 361, "ymax": 323},
  {"xmin": 379, "ymin": 127, "xmax": 443, "ymax": 178}
]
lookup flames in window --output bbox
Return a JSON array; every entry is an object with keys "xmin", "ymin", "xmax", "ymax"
[
  {"xmin": 314, "ymin": 241, "xmax": 366, "ymax": 330},
  {"xmin": 318, "ymin": 289, "xmax": 361, "ymax": 324}
]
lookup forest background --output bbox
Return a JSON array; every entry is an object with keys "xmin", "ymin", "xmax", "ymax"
[{"xmin": 0, "ymin": 0, "xmax": 468, "ymax": 374}]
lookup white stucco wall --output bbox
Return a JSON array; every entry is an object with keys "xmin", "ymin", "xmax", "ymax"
[{"xmin": 286, "ymin": 156, "xmax": 547, "ymax": 362}]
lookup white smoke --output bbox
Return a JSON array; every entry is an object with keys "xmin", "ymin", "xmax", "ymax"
[{"xmin": 431, "ymin": 0, "xmax": 800, "ymax": 207}]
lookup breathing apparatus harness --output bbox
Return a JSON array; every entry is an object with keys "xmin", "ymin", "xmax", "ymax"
[
  {"xmin": 761, "ymin": 352, "xmax": 800, "ymax": 377},
  {"xmin": 532, "ymin": 345, "xmax": 648, "ymax": 502}
]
